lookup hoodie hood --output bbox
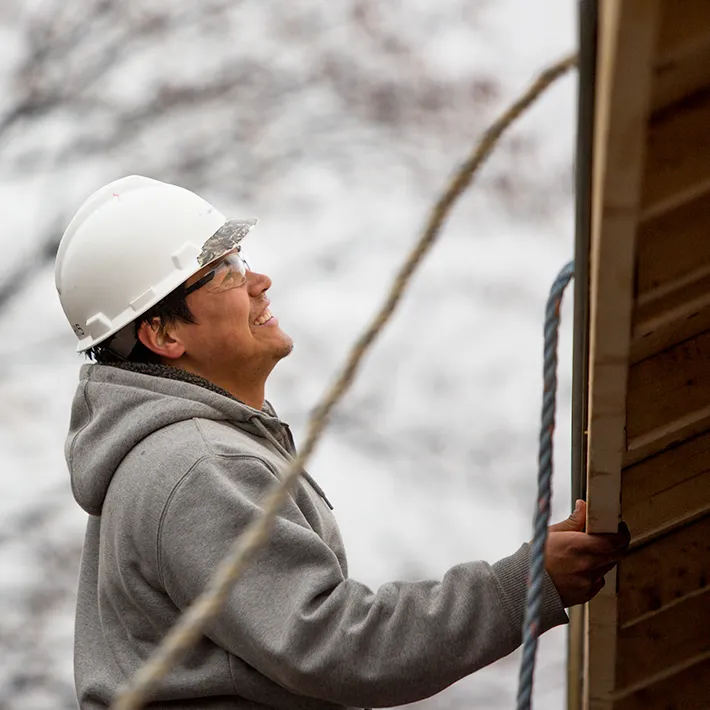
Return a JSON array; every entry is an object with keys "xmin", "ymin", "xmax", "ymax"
[{"xmin": 66, "ymin": 363, "xmax": 288, "ymax": 515}]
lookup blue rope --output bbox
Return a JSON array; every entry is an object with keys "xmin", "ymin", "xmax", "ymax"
[{"xmin": 516, "ymin": 260, "xmax": 575, "ymax": 710}]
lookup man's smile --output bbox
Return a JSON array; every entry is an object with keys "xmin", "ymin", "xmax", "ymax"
[{"xmin": 253, "ymin": 307, "xmax": 274, "ymax": 326}]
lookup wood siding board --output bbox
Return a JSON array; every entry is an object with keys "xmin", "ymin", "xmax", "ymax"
[
  {"xmin": 652, "ymin": 0, "xmax": 710, "ymax": 110},
  {"xmin": 623, "ymin": 470, "xmax": 710, "ymax": 546},
  {"xmin": 623, "ymin": 429, "xmax": 710, "ymax": 506},
  {"xmin": 633, "ymin": 272, "xmax": 710, "ymax": 342},
  {"xmin": 656, "ymin": 0, "xmax": 710, "ymax": 59},
  {"xmin": 626, "ymin": 331, "xmax": 710, "ymax": 444},
  {"xmin": 641, "ymin": 89, "xmax": 710, "ymax": 221},
  {"xmin": 612, "ymin": 655, "xmax": 710, "ymax": 710},
  {"xmin": 623, "ymin": 411, "xmax": 710, "ymax": 469},
  {"xmin": 652, "ymin": 43, "xmax": 710, "ymax": 112},
  {"xmin": 617, "ymin": 512, "xmax": 710, "ymax": 625},
  {"xmin": 622, "ymin": 411, "xmax": 710, "ymax": 542},
  {"xmin": 636, "ymin": 192, "xmax": 710, "ymax": 301},
  {"xmin": 615, "ymin": 588, "xmax": 710, "ymax": 690},
  {"xmin": 629, "ymin": 303, "xmax": 710, "ymax": 366}
]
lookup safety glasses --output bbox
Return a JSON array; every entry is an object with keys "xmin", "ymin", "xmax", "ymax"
[{"xmin": 184, "ymin": 250, "xmax": 251, "ymax": 296}]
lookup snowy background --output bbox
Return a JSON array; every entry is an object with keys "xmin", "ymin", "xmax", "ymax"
[{"xmin": 0, "ymin": 1, "xmax": 578, "ymax": 708}]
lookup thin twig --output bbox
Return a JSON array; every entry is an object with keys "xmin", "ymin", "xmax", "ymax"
[{"xmin": 112, "ymin": 52, "xmax": 578, "ymax": 710}]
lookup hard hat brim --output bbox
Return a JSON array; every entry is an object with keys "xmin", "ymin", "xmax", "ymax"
[{"xmin": 197, "ymin": 218, "xmax": 258, "ymax": 267}]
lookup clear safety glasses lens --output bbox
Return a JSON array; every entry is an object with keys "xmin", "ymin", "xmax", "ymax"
[
  {"xmin": 185, "ymin": 251, "xmax": 251, "ymax": 296},
  {"xmin": 203, "ymin": 252, "xmax": 250, "ymax": 293}
]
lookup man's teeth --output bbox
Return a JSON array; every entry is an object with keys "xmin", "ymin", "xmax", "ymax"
[{"xmin": 254, "ymin": 308, "xmax": 272, "ymax": 326}]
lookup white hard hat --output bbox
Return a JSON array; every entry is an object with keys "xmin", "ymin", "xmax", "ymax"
[{"xmin": 55, "ymin": 175, "xmax": 257, "ymax": 355}]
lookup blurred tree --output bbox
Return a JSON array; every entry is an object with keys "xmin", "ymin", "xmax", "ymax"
[
  {"xmin": 0, "ymin": 2, "xmax": 572, "ymax": 708},
  {"xmin": 0, "ymin": 0, "xmax": 557, "ymax": 312}
]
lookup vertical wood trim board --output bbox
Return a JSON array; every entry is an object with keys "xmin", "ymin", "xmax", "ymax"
[{"xmin": 584, "ymin": 1, "xmax": 661, "ymax": 709}]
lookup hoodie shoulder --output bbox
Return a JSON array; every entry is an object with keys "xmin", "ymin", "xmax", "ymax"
[
  {"xmin": 66, "ymin": 364, "xmax": 281, "ymax": 515},
  {"xmin": 126, "ymin": 417, "xmax": 271, "ymax": 476},
  {"xmin": 189, "ymin": 418, "xmax": 276, "ymax": 460},
  {"xmin": 106, "ymin": 416, "xmax": 281, "ymax": 515},
  {"xmin": 103, "ymin": 418, "xmax": 283, "ymax": 542}
]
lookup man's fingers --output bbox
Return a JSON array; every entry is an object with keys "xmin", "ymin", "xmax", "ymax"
[
  {"xmin": 591, "ymin": 561, "xmax": 617, "ymax": 577},
  {"xmin": 584, "ymin": 544, "xmax": 626, "ymax": 567},
  {"xmin": 591, "ymin": 527, "xmax": 629, "ymax": 547},
  {"xmin": 582, "ymin": 525, "xmax": 630, "ymax": 555},
  {"xmin": 590, "ymin": 576, "xmax": 606, "ymax": 597},
  {"xmin": 619, "ymin": 522, "xmax": 631, "ymax": 548},
  {"xmin": 544, "ymin": 520, "xmax": 632, "ymax": 606},
  {"xmin": 549, "ymin": 500, "xmax": 586, "ymax": 534},
  {"xmin": 599, "ymin": 522, "xmax": 630, "ymax": 547},
  {"xmin": 571, "ymin": 532, "xmax": 630, "ymax": 569}
]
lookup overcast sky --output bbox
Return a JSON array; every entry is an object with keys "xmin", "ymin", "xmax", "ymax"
[{"xmin": 0, "ymin": 2, "xmax": 578, "ymax": 708}]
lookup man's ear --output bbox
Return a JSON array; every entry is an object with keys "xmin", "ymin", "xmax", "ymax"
[{"xmin": 137, "ymin": 318, "xmax": 186, "ymax": 360}]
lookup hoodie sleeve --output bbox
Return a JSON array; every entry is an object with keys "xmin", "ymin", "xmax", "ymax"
[{"xmin": 157, "ymin": 455, "xmax": 567, "ymax": 708}]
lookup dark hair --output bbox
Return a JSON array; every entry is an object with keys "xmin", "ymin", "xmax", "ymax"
[{"xmin": 84, "ymin": 283, "xmax": 197, "ymax": 364}]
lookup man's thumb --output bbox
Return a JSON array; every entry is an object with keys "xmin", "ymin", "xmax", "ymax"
[{"xmin": 549, "ymin": 499, "xmax": 586, "ymax": 533}]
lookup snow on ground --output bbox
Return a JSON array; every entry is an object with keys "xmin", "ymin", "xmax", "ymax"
[{"xmin": 0, "ymin": 1, "xmax": 579, "ymax": 708}]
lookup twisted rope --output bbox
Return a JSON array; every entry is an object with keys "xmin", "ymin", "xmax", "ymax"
[
  {"xmin": 516, "ymin": 260, "xmax": 575, "ymax": 710},
  {"xmin": 112, "ymin": 53, "xmax": 577, "ymax": 710}
]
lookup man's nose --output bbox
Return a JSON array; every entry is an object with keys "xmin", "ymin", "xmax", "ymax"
[{"xmin": 247, "ymin": 270, "xmax": 272, "ymax": 295}]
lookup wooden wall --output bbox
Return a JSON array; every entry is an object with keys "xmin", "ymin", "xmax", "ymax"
[{"xmin": 583, "ymin": 1, "xmax": 710, "ymax": 708}]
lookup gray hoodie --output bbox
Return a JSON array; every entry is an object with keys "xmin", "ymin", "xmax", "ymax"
[{"xmin": 67, "ymin": 363, "xmax": 567, "ymax": 710}]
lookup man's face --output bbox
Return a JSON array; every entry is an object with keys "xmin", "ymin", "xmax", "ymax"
[{"xmin": 175, "ymin": 251, "xmax": 293, "ymax": 379}]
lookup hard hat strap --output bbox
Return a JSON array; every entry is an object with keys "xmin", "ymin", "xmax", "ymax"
[{"xmin": 106, "ymin": 323, "xmax": 138, "ymax": 360}]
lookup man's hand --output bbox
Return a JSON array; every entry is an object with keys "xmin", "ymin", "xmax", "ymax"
[{"xmin": 544, "ymin": 500, "xmax": 630, "ymax": 608}]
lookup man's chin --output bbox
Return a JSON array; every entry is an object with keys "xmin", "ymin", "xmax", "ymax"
[{"xmin": 274, "ymin": 332, "xmax": 294, "ymax": 360}]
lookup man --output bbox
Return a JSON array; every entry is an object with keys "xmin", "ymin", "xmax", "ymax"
[{"xmin": 56, "ymin": 176, "xmax": 629, "ymax": 709}]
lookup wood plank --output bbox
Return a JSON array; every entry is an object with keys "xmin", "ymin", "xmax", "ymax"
[
  {"xmin": 652, "ymin": 39, "xmax": 710, "ymax": 112},
  {"xmin": 623, "ymin": 428, "xmax": 710, "ymax": 505},
  {"xmin": 623, "ymin": 410, "xmax": 710, "ymax": 469},
  {"xmin": 632, "ymin": 273, "xmax": 710, "ymax": 359},
  {"xmin": 584, "ymin": 3, "xmax": 660, "ymax": 709},
  {"xmin": 586, "ymin": 0, "xmax": 658, "ymax": 534},
  {"xmin": 585, "ymin": 572, "xmax": 619, "ymax": 710},
  {"xmin": 623, "ymin": 468, "xmax": 710, "ymax": 546},
  {"xmin": 621, "ymin": 406, "xmax": 710, "ymax": 516},
  {"xmin": 656, "ymin": 0, "xmax": 710, "ymax": 59},
  {"xmin": 625, "ymin": 334, "xmax": 710, "ymax": 465},
  {"xmin": 636, "ymin": 191, "xmax": 710, "ymax": 301},
  {"xmin": 613, "ymin": 650, "xmax": 710, "ymax": 705},
  {"xmin": 633, "ymin": 189, "xmax": 710, "ymax": 358},
  {"xmin": 615, "ymin": 588, "xmax": 710, "ymax": 690},
  {"xmin": 629, "ymin": 302, "xmax": 710, "ymax": 366},
  {"xmin": 612, "ymin": 655, "xmax": 710, "ymax": 710},
  {"xmin": 651, "ymin": 0, "xmax": 710, "ymax": 110},
  {"xmin": 641, "ymin": 90, "xmax": 710, "ymax": 221},
  {"xmin": 568, "ymin": 604, "xmax": 586, "ymax": 710},
  {"xmin": 626, "ymin": 330, "xmax": 710, "ymax": 449},
  {"xmin": 617, "ymin": 513, "xmax": 710, "ymax": 625}
]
